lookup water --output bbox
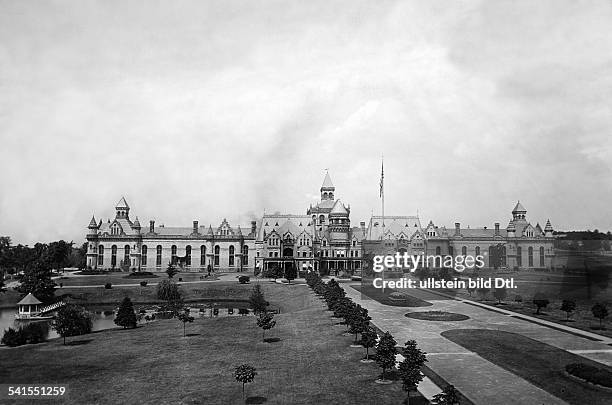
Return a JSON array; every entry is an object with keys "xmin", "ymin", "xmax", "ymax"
[{"xmin": 0, "ymin": 303, "xmax": 252, "ymax": 342}]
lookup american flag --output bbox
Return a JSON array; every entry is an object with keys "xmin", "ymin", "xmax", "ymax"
[{"xmin": 379, "ymin": 159, "xmax": 384, "ymax": 198}]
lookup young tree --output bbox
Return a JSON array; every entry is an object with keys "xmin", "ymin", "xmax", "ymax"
[
  {"xmin": 431, "ymin": 384, "xmax": 460, "ymax": 405},
  {"xmin": 476, "ymin": 287, "xmax": 489, "ymax": 301},
  {"xmin": 284, "ymin": 264, "xmax": 297, "ymax": 284},
  {"xmin": 166, "ymin": 262, "xmax": 178, "ymax": 279},
  {"xmin": 397, "ymin": 340, "xmax": 428, "ymax": 403},
  {"xmin": 16, "ymin": 261, "xmax": 56, "ymax": 303},
  {"xmin": 114, "ymin": 297, "xmax": 137, "ymax": 329},
  {"xmin": 560, "ymin": 299, "xmax": 576, "ymax": 321},
  {"xmin": 348, "ymin": 307, "xmax": 371, "ymax": 344},
  {"xmin": 256, "ymin": 312, "xmax": 276, "ymax": 341},
  {"xmin": 375, "ymin": 331, "xmax": 397, "ymax": 382},
  {"xmin": 466, "ymin": 283, "xmax": 475, "ymax": 297},
  {"xmin": 532, "ymin": 293, "xmax": 549, "ymax": 315},
  {"xmin": 177, "ymin": 310, "xmax": 195, "ymax": 337},
  {"xmin": 493, "ymin": 288, "xmax": 507, "ymax": 304},
  {"xmin": 592, "ymin": 303, "xmax": 609, "ymax": 329},
  {"xmin": 249, "ymin": 284, "xmax": 268, "ymax": 315},
  {"xmin": 360, "ymin": 326, "xmax": 378, "ymax": 362},
  {"xmin": 53, "ymin": 304, "xmax": 93, "ymax": 345},
  {"xmin": 234, "ymin": 364, "xmax": 257, "ymax": 400}
]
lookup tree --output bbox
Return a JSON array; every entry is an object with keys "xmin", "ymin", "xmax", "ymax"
[
  {"xmin": 256, "ymin": 312, "xmax": 276, "ymax": 341},
  {"xmin": 493, "ymin": 288, "xmax": 507, "ymax": 304},
  {"xmin": 16, "ymin": 260, "xmax": 56, "ymax": 303},
  {"xmin": 166, "ymin": 262, "xmax": 178, "ymax": 279},
  {"xmin": 477, "ymin": 287, "xmax": 489, "ymax": 301},
  {"xmin": 592, "ymin": 303, "xmax": 609, "ymax": 329},
  {"xmin": 397, "ymin": 340, "xmax": 428, "ymax": 403},
  {"xmin": 532, "ymin": 293, "xmax": 549, "ymax": 315},
  {"xmin": 53, "ymin": 304, "xmax": 93, "ymax": 345},
  {"xmin": 560, "ymin": 299, "xmax": 576, "ymax": 321},
  {"xmin": 249, "ymin": 284, "xmax": 268, "ymax": 315},
  {"xmin": 177, "ymin": 310, "xmax": 195, "ymax": 337},
  {"xmin": 0, "ymin": 275, "xmax": 5, "ymax": 294},
  {"xmin": 348, "ymin": 307, "xmax": 370, "ymax": 344},
  {"xmin": 114, "ymin": 297, "xmax": 137, "ymax": 329},
  {"xmin": 44, "ymin": 240, "xmax": 73, "ymax": 271},
  {"xmin": 360, "ymin": 326, "xmax": 378, "ymax": 361},
  {"xmin": 157, "ymin": 279, "xmax": 181, "ymax": 301},
  {"xmin": 431, "ymin": 385, "xmax": 460, "ymax": 405},
  {"xmin": 375, "ymin": 331, "xmax": 397, "ymax": 382},
  {"xmin": 234, "ymin": 364, "xmax": 257, "ymax": 400},
  {"xmin": 285, "ymin": 264, "xmax": 297, "ymax": 284},
  {"xmin": 466, "ymin": 283, "xmax": 475, "ymax": 297}
]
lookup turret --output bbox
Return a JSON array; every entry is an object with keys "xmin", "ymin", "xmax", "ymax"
[
  {"xmin": 544, "ymin": 219, "xmax": 554, "ymax": 237},
  {"xmin": 512, "ymin": 201, "xmax": 526, "ymax": 221},
  {"xmin": 506, "ymin": 220, "xmax": 516, "ymax": 238},
  {"xmin": 133, "ymin": 217, "xmax": 141, "ymax": 235},
  {"xmin": 87, "ymin": 215, "xmax": 98, "ymax": 236},
  {"xmin": 329, "ymin": 200, "xmax": 350, "ymax": 244},
  {"xmin": 320, "ymin": 171, "xmax": 335, "ymax": 201},
  {"xmin": 115, "ymin": 197, "xmax": 130, "ymax": 220}
]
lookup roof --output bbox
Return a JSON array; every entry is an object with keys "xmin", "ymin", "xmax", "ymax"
[
  {"xmin": 18, "ymin": 293, "xmax": 42, "ymax": 305},
  {"xmin": 330, "ymin": 200, "xmax": 348, "ymax": 215},
  {"xmin": 512, "ymin": 201, "xmax": 526, "ymax": 213},
  {"xmin": 321, "ymin": 172, "xmax": 334, "ymax": 189},
  {"xmin": 88, "ymin": 215, "xmax": 98, "ymax": 228},
  {"xmin": 116, "ymin": 197, "xmax": 130, "ymax": 209},
  {"xmin": 366, "ymin": 215, "xmax": 422, "ymax": 240},
  {"xmin": 257, "ymin": 214, "xmax": 312, "ymax": 241},
  {"xmin": 133, "ymin": 217, "xmax": 141, "ymax": 228}
]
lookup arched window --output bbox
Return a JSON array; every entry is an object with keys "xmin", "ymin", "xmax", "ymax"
[
  {"xmin": 449, "ymin": 246, "xmax": 454, "ymax": 256},
  {"xmin": 319, "ymin": 215, "xmax": 325, "ymax": 225},
  {"xmin": 124, "ymin": 245, "xmax": 130, "ymax": 267},
  {"xmin": 436, "ymin": 246, "xmax": 441, "ymax": 256},
  {"xmin": 475, "ymin": 246, "xmax": 480, "ymax": 257},
  {"xmin": 98, "ymin": 245, "xmax": 104, "ymax": 266},
  {"xmin": 528, "ymin": 246, "xmax": 533, "ymax": 267},
  {"xmin": 111, "ymin": 245, "xmax": 117, "ymax": 267},
  {"xmin": 461, "ymin": 246, "xmax": 467, "ymax": 256},
  {"xmin": 229, "ymin": 245, "xmax": 235, "ymax": 267},
  {"xmin": 141, "ymin": 245, "xmax": 147, "ymax": 266},
  {"xmin": 171, "ymin": 245, "xmax": 177, "ymax": 265},
  {"xmin": 242, "ymin": 245, "xmax": 248, "ymax": 265},
  {"xmin": 517, "ymin": 247, "xmax": 522, "ymax": 267},
  {"xmin": 186, "ymin": 245, "xmax": 191, "ymax": 266},
  {"xmin": 200, "ymin": 245, "xmax": 206, "ymax": 266},
  {"xmin": 156, "ymin": 245, "xmax": 162, "ymax": 266},
  {"xmin": 214, "ymin": 245, "xmax": 220, "ymax": 266},
  {"xmin": 540, "ymin": 246, "xmax": 545, "ymax": 267},
  {"xmin": 501, "ymin": 246, "xmax": 507, "ymax": 266}
]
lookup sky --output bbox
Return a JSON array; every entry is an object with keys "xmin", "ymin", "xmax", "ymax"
[{"xmin": 1, "ymin": 0, "xmax": 611, "ymax": 245}]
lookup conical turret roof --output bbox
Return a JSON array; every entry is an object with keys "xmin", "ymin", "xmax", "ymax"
[
  {"xmin": 133, "ymin": 216, "xmax": 141, "ymax": 228},
  {"xmin": 506, "ymin": 220, "xmax": 516, "ymax": 231},
  {"xmin": 544, "ymin": 219, "xmax": 553, "ymax": 231},
  {"xmin": 17, "ymin": 293, "xmax": 42, "ymax": 306},
  {"xmin": 512, "ymin": 201, "xmax": 526, "ymax": 213},
  {"xmin": 321, "ymin": 171, "xmax": 334, "ymax": 189},
  {"xmin": 88, "ymin": 215, "xmax": 98, "ymax": 228},
  {"xmin": 330, "ymin": 199, "xmax": 348, "ymax": 215},
  {"xmin": 116, "ymin": 197, "xmax": 129, "ymax": 209}
]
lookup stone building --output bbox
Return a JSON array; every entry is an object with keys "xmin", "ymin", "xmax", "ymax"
[{"xmin": 86, "ymin": 197, "xmax": 256, "ymax": 272}]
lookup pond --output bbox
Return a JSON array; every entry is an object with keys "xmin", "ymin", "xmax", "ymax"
[{"xmin": 0, "ymin": 302, "xmax": 253, "ymax": 342}]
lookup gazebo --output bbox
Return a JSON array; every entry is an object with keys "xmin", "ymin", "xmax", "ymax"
[{"xmin": 16, "ymin": 293, "xmax": 43, "ymax": 319}]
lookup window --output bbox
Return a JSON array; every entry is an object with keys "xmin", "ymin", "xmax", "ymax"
[
  {"xmin": 449, "ymin": 246, "xmax": 454, "ymax": 256},
  {"xmin": 156, "ymin": 245, "xmax": 162, "ymax": 266},
  {"xmin": 186, "ymin": 245, "xmax": 191, "ymax": 266},
  {"xmin": 319, "ymin": 215, "xmax": 325, "ymax": 224},
  {"xmin": 111, "ymin": 245, "xmax": 117, "ymax": 267},
  {"xmin": 517, "ymin": 247, "xmax": 522, "ymax": 267},
  {"xmin": 141, "ymin": 245, "xmax": 147, "ymax": 266},
  {"xmin": 462, "ymin": 246, "xmax": 467, "ymax": 256},
  {"xmin": 436, "ymin": 246, "xmax": 441, "ymax": 256},
  {"xmin": 200, "ymin": 246, "xmax": 206, "ymax": 266},
  {"xmin": 124, "ymin": 245, "xmax": 130, "ymax": 267},
  {"xmin": 528, "ymin": 246, "xmax": 533, "ymax": 267},
  {"xmin": 501, "ymin": 246, "xmax": 507, "ymax": 266},
  {"xmin": 214, "ymin": 245, "xmax": 220, "ymax": 266},
  {"xmin": 229, "ymin": 245, "xmax": 235, "ymax": 267},
  {"xmin": 171, "ymin": 245, "xmax": 177, "ymax": 265},
  {"xmin": 540, "ymin": 246, "xmax": 545, "ymax": 267},
  {"xmin": 475, "ymin": 246, "xmax": 480, "ymax": 257},
  {"xmin": 98, "ymin": 245, "xmax": 104, "ymax": 266},
  {"xmin": 242, "ymin": 245, "xmax": 248, "ymax": 265}
]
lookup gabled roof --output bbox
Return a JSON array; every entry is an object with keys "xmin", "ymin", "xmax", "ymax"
[
  {"xmin": 116, "ymin": 197, "xmax": 129, "ymax": 209},
  {"xmin": 18, "ymin": 293, "xmax": 42, "ymax": 305},
  {"xmin": 133, "ymin": 217, "xmax": 141, "ymax": 228},
  {"xmin": 366, "ymin": 215, "xmax": 422, "ymax": 240},
  {"xmin": 257, "ymin": 214, "xmax": 312, "ymax": 241},
  {"xmin": 512, "ymin": 201, "xmax": 526, "ymax": 213},
  {"xmin": 321, "ymin": 171, "xmax": 334, "ymax": 189},
  {"xmin": 330, "ymin": 200, "xmax": 348, "ymax": 215}
]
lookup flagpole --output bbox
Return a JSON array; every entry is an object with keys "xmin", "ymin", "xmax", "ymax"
[{"xmin": 380, "ymin": 156, "xmax": 385, "ymax": 293}]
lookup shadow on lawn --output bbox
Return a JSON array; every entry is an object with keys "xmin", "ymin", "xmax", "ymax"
[
  {"xmin": 246, "ymin": 396, "xmax": 267, "ymax": 404},
  {"xmin": 186, "ymin": 333, "xmax": 201, "ymax": 337},
  {"xmin": 263, "ymin": 337, "xmax": 281, "ymax": 343}
]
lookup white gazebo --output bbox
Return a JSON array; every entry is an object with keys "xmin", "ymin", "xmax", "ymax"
[{"xmin": 16, "ymin": 293, "xmax": 43, "ymax": 319}]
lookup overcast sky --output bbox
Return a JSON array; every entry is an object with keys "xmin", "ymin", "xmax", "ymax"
[{"xmin": 1, "ymin": 0, "xmax": 611, "ymax": 245}]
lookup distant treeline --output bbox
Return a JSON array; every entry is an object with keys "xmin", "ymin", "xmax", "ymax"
[
  {"xmin": 0, "ymin": 236, "xmax": 86, "ymax": 275},
  {"xmin": 554, "ymin": 230, "xmax": 612, "ymax": 251}
]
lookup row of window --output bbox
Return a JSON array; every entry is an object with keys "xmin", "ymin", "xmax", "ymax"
[
  {"xmin": 432, "ymin": 245, "xmax": 546, "ymax": 267},
  {"xmin": 96, "ymin": 244, "xmax": 249, "ymax": 267}
]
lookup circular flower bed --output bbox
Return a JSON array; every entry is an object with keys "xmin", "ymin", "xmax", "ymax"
[{"xmin": 405, "ymin": 311, "xmax": 469, "ymax": 321}]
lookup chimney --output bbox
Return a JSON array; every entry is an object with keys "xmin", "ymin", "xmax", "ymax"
[
  {"xmin": 495, "ymin": 222, "xmax": 500, "ymax": 236},
  {"xmin": 360, "ymin": 221, "xmax": 366, "ymax": 234},
  {"xmin": 193, "ymin": 221, "xmax": 199, "ymax": 234},
  {"xmin": 454, "ymin": 222, "xmax": 460, "ymax": 236},
  {"xmin": 149, "ymin": 220, "xmax": 155, "ymax": 233},
  {"xmin": 251, "ymin": 221, "xmax": 257, "ymax": 235}
]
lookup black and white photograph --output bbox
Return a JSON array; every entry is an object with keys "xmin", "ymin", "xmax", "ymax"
[{"xmin": 1, "ymin": 1, "xmax": 612, "ymax": 404}]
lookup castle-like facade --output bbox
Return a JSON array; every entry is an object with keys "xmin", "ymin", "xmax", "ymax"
[{"xmin": 86, "ymin": 172, "xmax": 556, "ymax": 273}]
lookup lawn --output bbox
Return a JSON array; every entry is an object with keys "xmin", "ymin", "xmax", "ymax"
[
  {"xmin": 0, "ymin": 283, "xmax": 409, "ymax": 404},
  {"xmin": 352, "ymin": 283, "xmax": 437, "ymax": 307},
  {"xmin": 441, "ymin": 329, "xmax": 612, "ymax": 405}
]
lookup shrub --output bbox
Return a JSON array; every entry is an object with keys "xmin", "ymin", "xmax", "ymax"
[
  {"xmin": 140, "ymin": 281, "xmax": 148, "ymax": 287},
  {"xmin": 238, "ymin": 276, "xmax": 250, "ymax": 284},
  {"xmin": 560, "ymin": 299, "xmax": 576, "ymax": 320},
  {"xmin": 1, "ymin": 327, "xmax": 27, "ymax": 347},
  {"xmin": 114, "ymin": 297, "xmax": 138, "ymax": 329},
  {"xmin": 566, "ymin": 363, "xmax": 612, "ymax": 388},
  {"xmin": 22, "ymin": 322, "xmax": 49, "ymax": 344},
  {"xmin": 53, "ymin": 304, "xmax": 93, "ymax": 345},
  {"xmin": 156, "ymin": 279, "xmax": 181, "ymax": 301},
  {"xmin": 105, "ymin": 282, "xmax": 112, "ymax": 289},
  {"xmin": 592, "ymin": 303, "xmax": 609, "ymax": 328},
  {"xmin": 532, "ymin": 293, "xmax": 549, "ymax": 314}
]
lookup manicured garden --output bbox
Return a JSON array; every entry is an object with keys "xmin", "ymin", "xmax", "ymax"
[
  {"xmin": 0, "ymin": 282, "xmax": 413, "ymax": 404},
  {"xmin": 351, "ymin": 284, "xmax": 433, "ymax": 307},
  {"xmin": 441, "ymin": 329, "xmax": 612, "ymax": 405}
]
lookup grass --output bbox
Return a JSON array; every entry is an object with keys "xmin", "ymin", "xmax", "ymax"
[
  {"xmin": 352, "ymin": 284, "xmax": 433, "ymax": 307},
  {"xmin": 0, "ymin": 283, "xmax": 409, "ymax": 404},
  {"xmin": 404, "ymin": 311, "xmax": 469, "ymax": 321},
  {"xmin": 56, "ymin": 272, "xmax": 216, "ymax": 287},
  {"xmin": 441, "ymin": 329, "xmax": 612, "ymax": 405}
]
